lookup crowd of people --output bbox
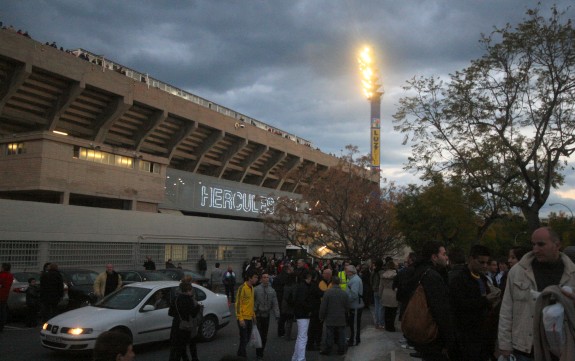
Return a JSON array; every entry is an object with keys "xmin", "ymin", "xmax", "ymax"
[{"xmin": 4, "ymin": 226, "xmax": 575, "ymax": 361}]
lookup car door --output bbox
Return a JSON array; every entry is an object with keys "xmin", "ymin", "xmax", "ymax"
[{"xmin": 134, "ymin": 286, "xmax": 174, "ymax": 344}]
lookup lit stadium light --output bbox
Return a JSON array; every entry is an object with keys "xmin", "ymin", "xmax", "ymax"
[{"xmin": 358, "ymin": 46, "xmax": 381, "ymax": 100}]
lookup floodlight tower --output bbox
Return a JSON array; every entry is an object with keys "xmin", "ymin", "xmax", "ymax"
[{"xmin": 358, "ymin": 46, "xmax": 383, "ymax": 176}]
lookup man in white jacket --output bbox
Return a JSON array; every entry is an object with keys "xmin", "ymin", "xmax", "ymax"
[{"xmin": 498, "ymin": 227, "xmax": 575, "ymax": 361}]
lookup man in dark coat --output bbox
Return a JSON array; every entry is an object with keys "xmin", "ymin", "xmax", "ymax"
[
  {"xmin": 143, "ymin": 256, "xmax": 156, "ymax": 270},
  {"xmin": 198, "ymin": 255, "xmax": 207, "ymax": 277},
  {"xmin": 401, "ymin": 241, "xmax": 457, "ymax": 360},
  {"xmin": 450, "ymin": 244, "xmax": 500, "ymax": 361},
  {"xmin": 40, "ymin": 263, "xmax": 64, "ymax": 322}
]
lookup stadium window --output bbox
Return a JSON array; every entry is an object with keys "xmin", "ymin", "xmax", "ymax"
[
  {"xmin": 7, "ymin": 142, "xmax": 26, "ymax": 155},
  {"xmin": 139, "ymin": 160, "xmax": 160, "ymax": 174},
  {"xmin": 165, "ymin": 244, "xmax": 188, "ymax": 262},
  {"xmin": 74, "ymin": 146, "xmax": 134, "ymax": 169}
]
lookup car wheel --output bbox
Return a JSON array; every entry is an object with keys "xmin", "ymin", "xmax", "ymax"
[
  {"xmin": 199, "ymin": 315, "xmax": 218, "ymax": 342},
  {"xmin": 110, "ymin": 327, "xmax": 133, "ymax": 342}
]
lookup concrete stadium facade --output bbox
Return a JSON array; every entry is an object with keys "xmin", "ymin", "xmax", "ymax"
[{"xmin": 0, "ymin": 30, "xmax": 343, "ymax": 272}]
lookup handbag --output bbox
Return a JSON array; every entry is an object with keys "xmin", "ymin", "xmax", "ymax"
[
  {"xmin": 248, "ymin": 324, "xmax": 263, "ymax": 348},
  {"xmin": 401, "ymin": 268, "xmax": 439, "ymax": 344},
  {"xmin": 175, "ymin": 295, "xmax": 195, "ymax": 332}
]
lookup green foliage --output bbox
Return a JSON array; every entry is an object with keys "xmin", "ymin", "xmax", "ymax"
[{"xmin": 394, "ymin": 177, "xmax": 479, "ymax": 252}]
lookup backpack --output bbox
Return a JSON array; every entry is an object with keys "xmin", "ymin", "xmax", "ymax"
[{"xmin": 401, "ymin": 268, "xmax": 438, "ymax": 344}]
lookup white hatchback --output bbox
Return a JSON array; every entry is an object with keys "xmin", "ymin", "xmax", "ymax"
[{"xmin": 40, "ymin": 281, "xmax": 231, "ymax": 351}]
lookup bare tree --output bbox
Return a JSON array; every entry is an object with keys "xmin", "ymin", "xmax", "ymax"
[{"xmin": 263, "ymin": 145, "xmax": 404, "ymax": 260}]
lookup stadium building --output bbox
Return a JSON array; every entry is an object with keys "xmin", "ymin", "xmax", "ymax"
[{"xmin": 0, "ymin": 30, "xmax": 341, "ymax": 272}]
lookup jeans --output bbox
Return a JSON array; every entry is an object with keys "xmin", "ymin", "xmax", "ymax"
[
  {"xmin": 292, "ymin": 318, "xmax": 309, "ymax": 361},
  {"xmin": 373, "ymin": 294, "xmax": 384, "ymax": 326},
  {"xmin": 237, "ymin": 319, "xmax": 253, "ymax": 357}
]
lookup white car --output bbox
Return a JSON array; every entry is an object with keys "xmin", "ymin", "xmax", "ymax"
[{"xmin": 40, "ymin": 281, "xmax": 231, "ymax": 351}]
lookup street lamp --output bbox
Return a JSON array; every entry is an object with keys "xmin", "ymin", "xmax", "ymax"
[{"xmin": 549, "ymin": 202, "xmax": 574, "ymax": 219}]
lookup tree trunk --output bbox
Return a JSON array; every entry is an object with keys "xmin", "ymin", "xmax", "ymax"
[{"xmin": 522, "ymin": 206, "xmax": 542, "ymax": 234}]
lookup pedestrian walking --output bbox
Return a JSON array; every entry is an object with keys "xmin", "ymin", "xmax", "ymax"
[
  {"xmin": 235, "ymin": 270, "xmax": 258, "ymax": 358},
  {"xmin": 168, "ymin": 282, "xmax": 200, "ymax": 361},
  {"xmin": 40, "ymin": 263, "xmax": 64, "ymax": 322},
  {"xmin": 291, "ymin": 269, "xmax": 313, "ymax": 361},
  {"xmin": 223, "ymin": 266, "xmax": 236, "ymax": 304},
  {"xmin": 254, "ymin": 272, "xmax": 280, "ymax": 360},
  {"xmin": 319, "ymin": 276, "xmax": 349, "ymax": 355},
  {"xmin": 93, "ymin": 264, "xmax": 122, "ymax": 301},
  {"xmin": 211, "ymin": 262, "xmax": 224, "ymax": 293},
  {"xmin": 25, "ymin": 277, "xmax": 41, "ymax": 327},
  {"xmin": 198, "ymin": 255, "xmax": 207, "ymax": 277},
  {"xmin": 143, "ymin": 256, "xmax": 156, "ymax": 270},
  {"xmin": 345, "ymin": 265, "xmax": 364, "ymax": 346}
]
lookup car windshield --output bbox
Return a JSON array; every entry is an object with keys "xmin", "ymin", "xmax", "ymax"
[
  {"xmin": 65, "ymin": 271, "xmax": 98, "ymax": 285},
  {"xmin": 97, "ymin": 286, "xmax": 151, "ymax": 310},
  {"xmin": 13, "ymin": 272, "xmax": 40, "ymax": 282}
]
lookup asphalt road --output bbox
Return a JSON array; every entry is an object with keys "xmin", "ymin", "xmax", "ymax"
[{"xmin": 0, "ymin": 307, "xmax": 373, "ymax": 361}]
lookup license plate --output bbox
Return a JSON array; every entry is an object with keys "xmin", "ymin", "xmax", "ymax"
[{"xmin": 45, "ymin": 335, "xmax": 62, "ymax": 342}]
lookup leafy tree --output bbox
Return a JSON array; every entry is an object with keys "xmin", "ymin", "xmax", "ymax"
[
  {"xmin": 394, "ymin": 176, "xmax": 479, "ymax": 252},
  {"xmin": 263, "ymin": 145, "xmax": 404, "ymax": 260},
  {"xmin": 393, "ymin": 6, "xmax": 575, "ymax": 232}
]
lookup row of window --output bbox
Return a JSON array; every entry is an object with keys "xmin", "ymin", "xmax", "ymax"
[
  {"xmin": 5, "ymin": 142, "xmax": 26, "ymax": 155},
  {"xmin": 73, "ymin": 146, "xmax": 160, "ymax": 173},
  {"xmin": 3, "ymin": 142, "xmax": 160, "ymax": 174}
]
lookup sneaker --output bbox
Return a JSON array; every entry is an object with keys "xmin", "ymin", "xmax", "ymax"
[{"xmin": 400, "ymin": 343, "xmax": 415, "ymax": 350}]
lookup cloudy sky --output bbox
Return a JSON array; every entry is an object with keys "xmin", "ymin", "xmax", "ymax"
[{"xmin": 3, "ymin": 0, "xmax": 574, "ymax": 216}]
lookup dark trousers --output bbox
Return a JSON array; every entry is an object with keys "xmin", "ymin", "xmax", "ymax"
[
  {"xmin": 169, "ymin": 324, "xmax": 198, "ymax": 361},
  {"xmin": 256, "ymin": 316, "xmax": 270, "ymax": 357},
  {"xmin": 0, "ymin": 302, "xmax": 7, "ymax": 331},
  {"xmin": 384, "ymin": 306, "xmax": 397, "ymax": 332},
  {"xmin": 237, "ymin": 319, "xmax": 253, "ymax": 357},
  {"xmin": 308, "ymin": 312, "xmax": 322, "ymax": 347},
  {"xmin": 347, "ymin": 308, "xmax": 363, "ymax": 345},
  {"xmin": 225, "ymin": 284, "xmax": 235, "ymax": 303},
  {"xmin": 322, "ymin": 325, "xmax": 346, "ymax": 354},
  {"xmin": 40, "ymin": 302, "xmax": 58, "ymax": 323},
  {"xmin": 26, "ymin": 303, "xmax": 40, "ymax": 327}
]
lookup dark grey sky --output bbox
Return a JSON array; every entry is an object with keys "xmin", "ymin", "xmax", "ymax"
[{"xmin": 3, "ymin": 0, "xmax": 574, "ymax": 214}]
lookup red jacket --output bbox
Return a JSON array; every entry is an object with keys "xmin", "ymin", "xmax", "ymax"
[{"xmin": 0, "ymin": 271, "xmax": 14, "ymax": 303}]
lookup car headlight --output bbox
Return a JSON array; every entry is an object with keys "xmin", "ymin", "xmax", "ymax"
[{"xmin": 64, "ymin": 327, "xmax": 93, "ymax": 335}]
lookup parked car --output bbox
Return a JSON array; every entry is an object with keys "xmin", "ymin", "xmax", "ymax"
[
  {"xmin": 8, "ymin": 271, "xmax": 69, "ymax": 316},
  {"xmin": 58, "ymin": 269, "xmax": 99, "ymax": 308},
  {"xmin": 156, "ymin": 268, "xmax": 210, "ymax": 288},
  {"xmin": 40, "ymin": 281, "xmax": 231, "ymax": 351},
  {"xmin": 117, "ymin": 270, "xmax": 172, "ymax": 286}
]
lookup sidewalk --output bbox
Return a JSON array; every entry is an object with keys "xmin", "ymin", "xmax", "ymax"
[{"xmin": 344, "ymin": 306, "xmax": 416, "ymax": 361}]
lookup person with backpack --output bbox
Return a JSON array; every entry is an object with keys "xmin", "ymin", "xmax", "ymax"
[{"xmin": 401, "ymin": 241, "xmax": 457, "ymax": 360}]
